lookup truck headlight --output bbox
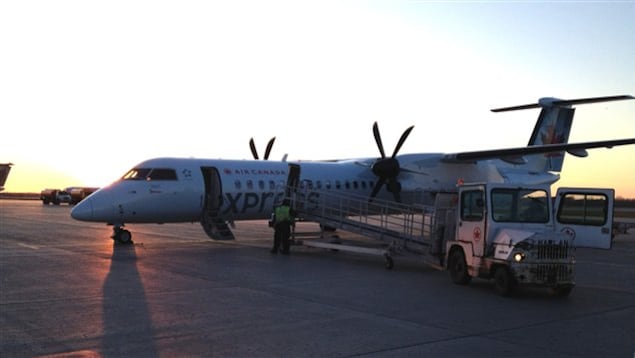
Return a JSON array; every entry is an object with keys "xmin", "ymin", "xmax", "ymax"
[{"xmin": 514, "ymin": 252, "xmax": 526, "ymax": 262}]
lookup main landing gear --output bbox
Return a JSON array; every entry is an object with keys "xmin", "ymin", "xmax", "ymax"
[{"xmin": 112, "ymin": 226, "xmax": 132, "ymax": 244}]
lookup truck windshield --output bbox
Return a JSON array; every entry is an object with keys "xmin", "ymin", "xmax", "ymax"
[{"xmin": 491, "ymin": 188, "xmax": 549, "ymax": 223}]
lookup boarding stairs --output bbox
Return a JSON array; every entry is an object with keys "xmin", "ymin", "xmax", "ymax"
[
  {"xmin": 201, "ymin": 208, "xmax": 235, "ymax": 240},
  {"xmin": 290, "ymin": 188, "xmax": 457, "ymax": 269}
]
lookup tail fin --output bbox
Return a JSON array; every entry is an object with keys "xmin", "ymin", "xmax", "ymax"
[
  {"xmin": 492, "ymin": 95, "xmax": 634, "ymax": 172},
  {"xmin": 0, "ymin": 163, "xmax": 13, "ymax": 191}
]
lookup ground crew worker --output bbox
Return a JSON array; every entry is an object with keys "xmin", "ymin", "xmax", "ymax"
[{"xmin": 271, "ymin": 199, "xmax": 294, "ymax": 254}]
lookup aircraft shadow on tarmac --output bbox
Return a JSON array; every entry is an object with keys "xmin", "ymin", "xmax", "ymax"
[{"xmin": 101, "ymin": 242, "xmax": 158, "ymax": 357}]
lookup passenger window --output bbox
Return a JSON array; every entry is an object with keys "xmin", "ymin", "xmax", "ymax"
[
  {"xmin": 345, "ymin": 181, "xmax": 350, "ymax": 189},
  {"xmin": 235, "ymin": 180, "xmax": 241, "ymax": 190},
  {"xmin": 325, "ymin": 181, "xmax": 331, "ymax": 190},
  {"xmin": 269, "ymin": 180, "xmax": 276, "ymax": 190},
  {"xmin": 361, "ymin": 181, "xmax": 367, "ymax": 190},
  {"xmin": 258, "ymin": 180, "xmax": 265, "ymax": 190},
  {"xmin": 316, "ymin": 181, "xmax": 322, "ymax": 190},
  {"xmin": 246, "ymin": 180, "xmax": 254, "ymax": 190},
  {"xmin": 353, "ymin": 181, "xmax": 359, "ymax": 189},
  {"xmin": 336, "ymin": 181, "xmax": 341, "ymax": 189}
]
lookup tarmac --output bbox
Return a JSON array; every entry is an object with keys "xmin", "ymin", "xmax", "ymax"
[{"xmin": 1, "ymin": 199, "xmax": 634, "ymax": 357}]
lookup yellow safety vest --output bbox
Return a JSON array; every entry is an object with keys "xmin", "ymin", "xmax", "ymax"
[{"xmin": 275, "ymin": 205, "xmax": 291, "ymax": 223}]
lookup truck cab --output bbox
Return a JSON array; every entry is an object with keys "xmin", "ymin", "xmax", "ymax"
[
  {"xmin": 41, "ymin": 189, "xmax": 72, "ymax": 205},
  {"xmin": 445, "ymin": 183, "xmax": 614, "ymax": 296}
]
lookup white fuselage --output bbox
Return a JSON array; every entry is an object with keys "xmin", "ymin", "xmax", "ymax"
[{"xmin": 71, "ymin": 155, "xmax": 560, "ymax": 226}]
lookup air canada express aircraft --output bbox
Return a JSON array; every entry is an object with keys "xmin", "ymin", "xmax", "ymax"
[{"xmin": 71, "ymin": 95, "xmax": 635, "ymax": 243}]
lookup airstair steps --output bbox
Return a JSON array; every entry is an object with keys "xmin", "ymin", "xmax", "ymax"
[
  {"xmin": 290, "ymin": 188, "xmax": 453, "ymax": 267},
  {"xmin": 201, "ymin": 212, "xmax": 236, "ymax": 240}
]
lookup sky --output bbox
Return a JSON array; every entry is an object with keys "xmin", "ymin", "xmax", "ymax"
[{"xmin": 1, "ymin": 1, "xmax": 634, "ymax": 197}]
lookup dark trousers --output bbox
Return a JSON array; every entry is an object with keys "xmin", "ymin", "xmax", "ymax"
[{"xmin": 273, "ymin": 222, "xmax": 291, "ymax": 253}]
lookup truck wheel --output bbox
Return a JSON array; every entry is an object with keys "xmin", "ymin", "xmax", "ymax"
[
  {"xmin": 449, "ymin": 250, "xmax": 471, "ymax": 285},
  {"xmin": 551, "ymin": 285, "xmax": 574, "ymax": 298},
  {"xmin": 494, "ymin": 266, "xmax": 517, "ymax": 296}
]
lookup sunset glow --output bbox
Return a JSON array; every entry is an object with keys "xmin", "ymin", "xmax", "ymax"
[{"xmin": 2, "ymin": 1, "xmax": 634, "ymax": 197}]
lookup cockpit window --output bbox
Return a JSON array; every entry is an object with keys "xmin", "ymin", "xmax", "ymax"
[
  {"xmin": 122, "ymin": 168, "xmax": 152, "ymax": 180},
  {"xmin": 148, "ymin": 168, "xmax": 178, "ymax": 180},
  {"xmin": 122, "ymin": 168, "xmax": 177, "ymax": 181}
]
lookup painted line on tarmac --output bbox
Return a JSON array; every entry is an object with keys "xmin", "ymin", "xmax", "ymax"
[{"xmin": 17, "ymin": 242, "xmax": 40, "ymax": 250}]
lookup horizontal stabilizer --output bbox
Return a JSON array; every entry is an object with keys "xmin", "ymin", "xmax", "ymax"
[
  {"xmin": 442, "ymin": 138, "xmax": 635, "ymax": 164},
  {"xmin": 491, "ymin": 95, "xmax": 634, "ymax": 112}
]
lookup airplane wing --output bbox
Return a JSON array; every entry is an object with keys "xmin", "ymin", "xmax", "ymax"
[{"xmin": 441, "ymin": 138, "xmax": 635, "ymax": 165}]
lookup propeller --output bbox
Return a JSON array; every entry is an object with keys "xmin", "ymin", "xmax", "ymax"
[
  {"xmin": 369, "ymin": 122, "xmax": 414, "ymax": 203},
  {"xmin": 249, "ymin": 137, "xmax": 276, "ymax": 160}
]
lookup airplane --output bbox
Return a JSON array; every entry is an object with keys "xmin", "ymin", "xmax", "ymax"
[
  {"xmin": 0, "ymin": 163, "xmax": 13, "ymax": 192},
  {"xmin": 71, "ymin": 95, "xmax": 635, "ymax": 243}
]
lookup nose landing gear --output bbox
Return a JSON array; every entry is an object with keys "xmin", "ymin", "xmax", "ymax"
[{"xmin": 112, "ymin": 226, "xmax": 132, "ymax": 244}]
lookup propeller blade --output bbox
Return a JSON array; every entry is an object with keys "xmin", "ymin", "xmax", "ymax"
[
  {"xmin": 391, "ymin": 125, "xmax": 414, "ymax": 158},
  {"xmin": 387, "ymin": 179, "xmax": 402, "ymax": 203},
  {"xmin": 373, "ymin": 122, "xmax": 386, "ymax": 159},
  {"xmin": 264, "ymin": 137, "xmax": 276, "ymax": 160},
  {"xmin": 249, "ymin": 138, "xmax": 259, "ymax": 160},
  {"xmin": 369, "ymin": 177, "xmax": 386, "ymax": 202},
  {"xmin": 392, "ymin": 190, "xmax": 401, "ymax": 203},
  {"xmin": 368, "ymin": 122, "xmax": 414, "ymax": 203}
]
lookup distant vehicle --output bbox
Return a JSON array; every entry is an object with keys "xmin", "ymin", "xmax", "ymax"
[
  {"xmin": 40, "ymin": 189, "xmax": 72, "ymax": 205},
  {"xmin": 68, "ymin": 187, "xmax": 99, "ymax": 205}
]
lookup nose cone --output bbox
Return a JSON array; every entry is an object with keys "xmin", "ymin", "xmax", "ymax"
[{"xmin": 71, "ymin": 198, "xmax": 93, "ymax": 221}]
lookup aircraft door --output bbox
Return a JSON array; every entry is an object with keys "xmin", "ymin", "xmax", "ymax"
[
  {"xmin": 555, "ymin": 188, "xmax": 614, "ymax": 249},
  {"xmin": 457, "ymin": 186, "xmax": 487, "ymax": 257},
  {"xmin": 201, "ymin": 167, "xmax": 223, "ymax": 216},
  {"xmin": 286, "ymin": 164, "xmax": 301, "ymax": 198}
]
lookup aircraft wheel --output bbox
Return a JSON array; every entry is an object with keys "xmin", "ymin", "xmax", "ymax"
[
  {"xmin": 551, "ymin": 284, "xmax": 574, "ymax": 298},
  {"xmin": 384, "ymin": 255, "xmax": 394, "ymax": 270},
  {"xmin": 449, "ymin": 250, "xmax": 471, "ymax": 285},
  {"xmin": 320, "ymin": 224, "xmax": 337, "ymax": 232},
  {"xmin": 118, "ymin": 229, "xmax": 132, "ymax": 244},
  {"xmin": 113, "ymin": 228, "xmax": 132, "ymax": 244},
  {"xmin": 493, "ymin": 266, "xmax": 517, "ymax": 297}
]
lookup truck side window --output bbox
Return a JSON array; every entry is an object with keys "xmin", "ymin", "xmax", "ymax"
[
  {"xmin": 557, "ymin": 193, "xmax": 608, "ymax": 226},
  {"xmin": 461, "ymin": 190, "xmax": 484, "ymax": 221}
]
